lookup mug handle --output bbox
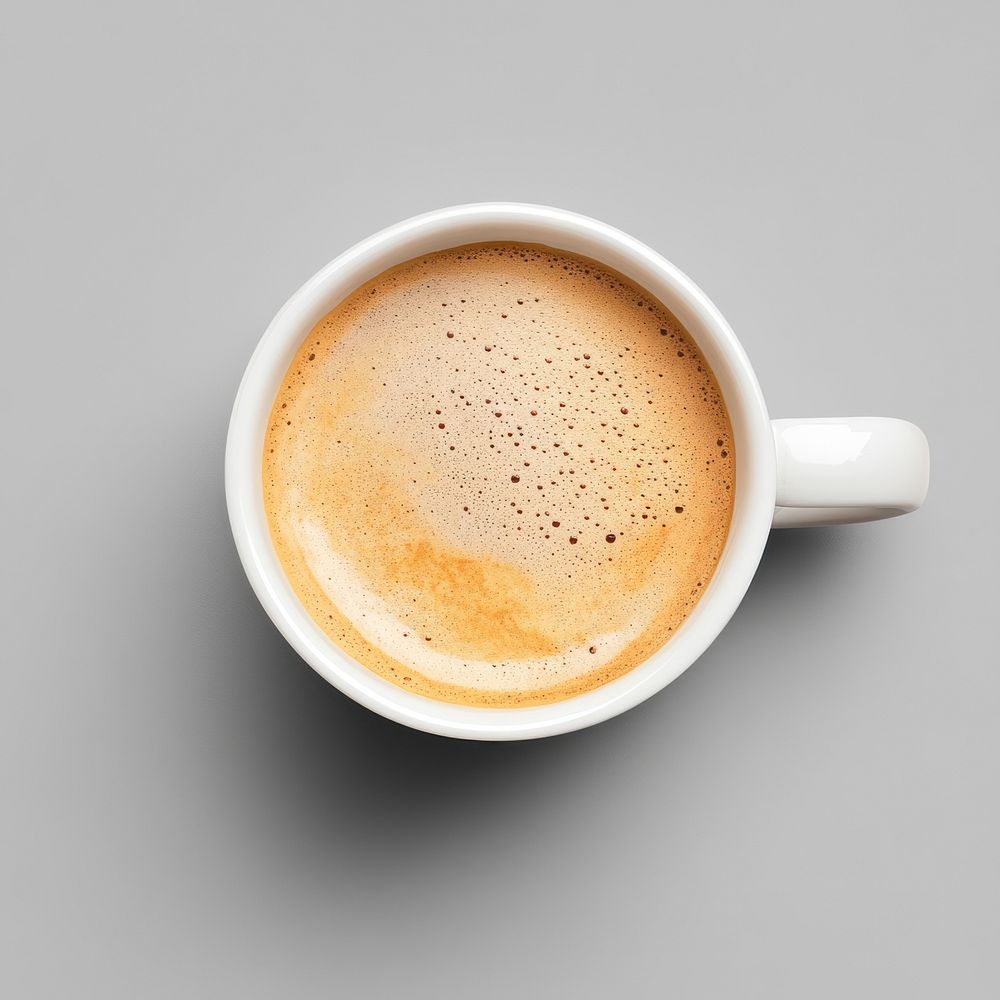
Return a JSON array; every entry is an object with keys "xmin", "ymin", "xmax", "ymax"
[{"xmin": 771, "ymin": 417, "xmax": 929, "ymax": 527}]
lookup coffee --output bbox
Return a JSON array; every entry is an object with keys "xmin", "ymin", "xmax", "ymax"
[{"xmin": 263, "ymin": 243, "xmax": 734, "ymax": 707}]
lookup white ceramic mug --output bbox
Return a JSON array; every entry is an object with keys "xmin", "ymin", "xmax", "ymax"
[{"xmin": 226, "ymin": 204, "xmax": 929, "ymax": 740}]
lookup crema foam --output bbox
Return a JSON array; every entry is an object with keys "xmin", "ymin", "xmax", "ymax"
[{"xmin": 263, "ymin": 243, "xmax": 735, "ymax": 707}]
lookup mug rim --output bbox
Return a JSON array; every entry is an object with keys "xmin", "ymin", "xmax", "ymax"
[{"xmin": 225, "ymin": 203, "xmax": 776, "ymax": 739}]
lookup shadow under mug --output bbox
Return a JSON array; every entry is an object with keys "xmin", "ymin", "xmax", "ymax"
[{"xmin": 226, "ymin": 204, "xmax": 929, "ymax": 740}]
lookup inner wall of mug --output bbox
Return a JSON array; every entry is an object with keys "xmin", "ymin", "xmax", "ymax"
[{"xmin": 228, "ymin": 205, "xmax": 775, "ymax": 738}]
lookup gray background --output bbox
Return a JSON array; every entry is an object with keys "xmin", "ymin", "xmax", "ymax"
[{"xmin": 2, "ymin": 1, "xmax": 997, "ymax": 996}]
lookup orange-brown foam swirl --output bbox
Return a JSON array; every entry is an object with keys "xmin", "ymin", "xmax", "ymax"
[{"xmin": 263, "ymin": 243, "xmax": 734, "ymax": 706}]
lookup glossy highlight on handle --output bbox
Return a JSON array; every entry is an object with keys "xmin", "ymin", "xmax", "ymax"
[{"xmin": 771, "ymin": 418, "xmax": 929, "ymax": 527}]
